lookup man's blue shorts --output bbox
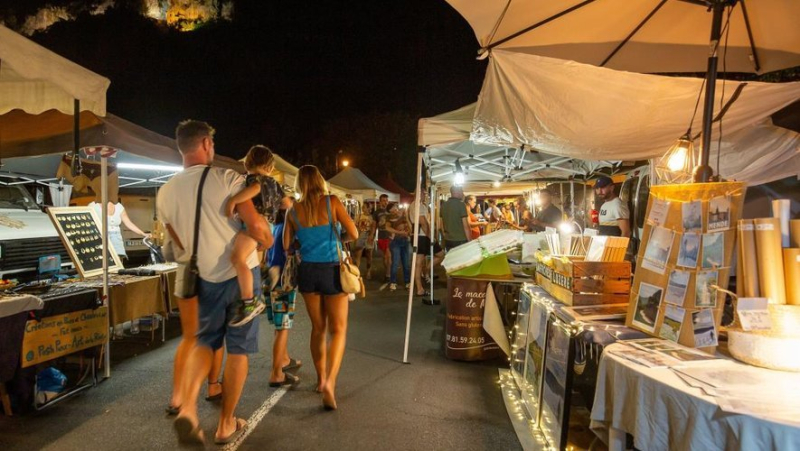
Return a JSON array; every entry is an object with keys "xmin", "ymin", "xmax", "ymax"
[{"xmin": 196, "ymin": 267, "xmax": 260, "ymax": 354}]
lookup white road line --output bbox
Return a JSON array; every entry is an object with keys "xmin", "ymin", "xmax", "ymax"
[{"xmin": 222, "ymin": 387, "xmax": 289, "ymax": 451}]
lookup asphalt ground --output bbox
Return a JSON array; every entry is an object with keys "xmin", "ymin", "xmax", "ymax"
[{"xmin": 0, "ymin": 263, "xmax": 522, "ymax": 451}]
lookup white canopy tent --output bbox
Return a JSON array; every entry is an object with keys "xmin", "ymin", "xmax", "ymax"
[
  {"xmin": 472, "ymin": 51, "xmax": 800, "ymax": 185},
  {"xmin": 328, "ymin": 167, "xmax": 398, "ymax": 202}
]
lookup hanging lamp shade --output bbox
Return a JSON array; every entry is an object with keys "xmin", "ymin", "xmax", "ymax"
[{"xmin": 655, "ymin": 134, "xmax": 695, "ymax": 184}]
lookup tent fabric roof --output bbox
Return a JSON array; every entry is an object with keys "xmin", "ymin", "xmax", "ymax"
[
  {"xmin": 472, "ymin": 51, "xmax": 800, "ymax": 184},
  {"xmin": 328, "ymin": 167, "xmax": 398, "ymax": 201},
  {"xmin": 0, "ymin": 24, "xmax": 109, "ymax": 115},
  {"xmin": 418, "ymin": 103, "xmax": 619, "ymax": 184},
  {"xmin": 445, "ymin": 0, "xmax": 800, "ymax": 74}
]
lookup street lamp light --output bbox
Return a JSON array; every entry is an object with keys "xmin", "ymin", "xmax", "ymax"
[{"xmin": 342, "ymin": 160, "xmax": 350, "ymax": 167}]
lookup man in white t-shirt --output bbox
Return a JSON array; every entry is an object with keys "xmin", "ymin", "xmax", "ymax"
[
  {"xmin": 158, "ymin": 120, "xmax": 272, "ymax": 445},
  {"xmin": 595, "ymin": 176, "xmax": 631, "ymax": 237}
]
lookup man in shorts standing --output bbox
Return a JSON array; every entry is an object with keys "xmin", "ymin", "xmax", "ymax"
[
  {"xmin": 158, "ymin": 120, "xmax": 272, "ymax": 445},
  {"xmin": 371, "ymin": 194, "xmax": 392, "ymax": 283}
]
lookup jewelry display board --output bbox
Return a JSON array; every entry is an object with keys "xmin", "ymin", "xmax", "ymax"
[
  {"xmin": 626, "ymin": 182, "xmax": 745, "ymax": 352},
  {"xmin": 46, "ymin": 207, "xmax": 123, "ymax": 278}
]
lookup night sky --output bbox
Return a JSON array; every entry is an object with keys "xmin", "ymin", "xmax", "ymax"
[{"xmin": 0, "ymin": 1, "xmax": 487, "ymax": 189}]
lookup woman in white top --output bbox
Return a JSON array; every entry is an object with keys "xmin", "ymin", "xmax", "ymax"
[{"xmin": 88, "ymin": 201, "xmax": 149, "ymax": 258}]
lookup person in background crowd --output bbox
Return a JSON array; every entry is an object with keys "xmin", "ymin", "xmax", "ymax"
[
  {"xmin": 89, "ymin": 196, "xmax": 150, "ymax": 259},
  {"xmin": 413, "ymin": 192, "xmax": 443, "ymax": 297},
  {"xmin": 384, "ymin": 202, "xmax": 411, "ymax": 291},
  {"xmin": 353, "ymin": 201, "xmax": 375, "ymax": 279},
  {"xmin": 159, "ymin": 120, "xmax": 272, "ymax": 445},
  {"xmin": 266, "ymin": 196, "xmax": 302, "ymax": 388},
  {"xmin": 283, "ymin": 165, "xmax": 358, "ymax": 411},
  {"xmin": 516, "ymin": 197, "xmax": 535, "ymax": 232},
  {"xmin": 594, "ymin": 176, "xmax": 631, "ymax": 237},
  {"xmin": 530, "ymin": 189, "xmax": 563, "ymax": 231},
  {"xmin": 502, "ymin": 202, "xmax": 516, "ymax": 225},
  {"xmin": 465, "ymin": 195, "xmax": 482, "ymax": 240},
  {"xmin": 484, "ymin": 199, "xmax": 501, "ymax": 223},
  {"xmin": 371, "ymin": 194, "xmax": 392, "ymax": 283},
  {"xmin": 440, "ymin": 185, "xmax": 471, "ymax": 250}
]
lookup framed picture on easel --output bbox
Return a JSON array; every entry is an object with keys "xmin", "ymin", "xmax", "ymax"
[{"xmin": 46, "ymin": 206, "xmax": 124, "ymax": 278}]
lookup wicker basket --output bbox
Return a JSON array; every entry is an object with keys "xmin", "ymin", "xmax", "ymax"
[{"xmin": 727, "ymin": 305, "xmax": 800, "ymax": 372}]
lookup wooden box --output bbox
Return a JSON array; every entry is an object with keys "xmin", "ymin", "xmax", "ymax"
[{"xmin": 535, "ymin": 258, "xmax": 631, "ymax": 306}]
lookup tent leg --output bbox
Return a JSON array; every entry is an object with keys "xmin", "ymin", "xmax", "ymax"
[
  {"xmin": 426, "ymin": 178, "xmax": 438, "ymax": 305},
  {"xmin": 402, "ymin": 152, "xmax": 424, "ymax": 364},
  {"xmin": 101, "ymin": 155, "xmax": 111, "ymax": 379}
]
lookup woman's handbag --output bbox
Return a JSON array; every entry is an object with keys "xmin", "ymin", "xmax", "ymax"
[
  {"xmin": 330, "ymin": 198, "xmax": 365, "ymax": 297},
  {"xmin": 175, "ymin": 167, "xmax": 211, "ymax": 298}
]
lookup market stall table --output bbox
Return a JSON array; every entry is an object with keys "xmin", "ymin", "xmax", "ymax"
[
  {"xmin": 0, "ymin": 294, "xmax": 44, "ymax": 415},
  {"xmin": 591, "ymin": 343, "xmax": 800, "ymax": 451}
]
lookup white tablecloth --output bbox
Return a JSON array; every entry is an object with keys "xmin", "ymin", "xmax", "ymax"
[
  {"xmin": 591, "ymin": 343, "xmax": 800, "ymax": 451},
  {"xmin": 0, "ymin": 294, "xmax": 43, "ymax": 318}
]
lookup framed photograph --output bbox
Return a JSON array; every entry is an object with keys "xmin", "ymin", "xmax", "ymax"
[
  {"xmin": 665, "ymin": 269, "xmax": 690, "ymax": 306},
  {"xmin": 695, "ymin": 270, "xmax": 719, "ymax": 308},
  {"xmin": 682, "ymin": 200, "xmax": 703, "ymax": 231},
  {"xmin": 647, "ymin": 197, "xmax": 670, "ymax": 226},
  {"xmin": 677, "ymin": 232, "xmax": 701, "ymax": 268},
  {"xmin": 539, "ymin": 319, "xmax": 574, "ymax": 451},
  {"xmin": 562, "ymin": 304, "xmax": 629, "ymax": 321},
  {"xmin": 701, "ymin": 232, "xmax": 725, "ymax": 269},
  {"xmin": 707, "ymin": 196, "xmax": 731, "ymax": 231},
  {"xmin": 692, "ymin": 309, "xmax": 718, "ymax": 348},
  {"xmin": 658, "ymin": 304, "xmax": 686, "ymax": 342},
  {"xmin": 46, "ymin": 206, "xmax": 124, "ymax": 278},
  {"xmin": 511, "ymin": 289, "xmax": 532, "ymax": 391},
  {"xmin": 632, "ymin": 282, "xmax": 663, "ymax": 333},
  {"xmin": 522, "ymin": 299, "xmax": 549, "ymax": 424},
  {"xmin": 641, "ymin": 226, "xmax": 675, "ymax": 275}
]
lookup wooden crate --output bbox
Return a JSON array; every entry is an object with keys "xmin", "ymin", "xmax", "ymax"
[{"xmin": 535, "ymin": 258, "xmax": 631, "ymax": 306}]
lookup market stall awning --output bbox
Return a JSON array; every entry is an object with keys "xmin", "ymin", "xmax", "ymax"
[
  {"xmin": 472, "ymin": 51, "xmax": 800, "ymax": 184},
  {"xmin": 0, "ymin": 113, "xmax": 246, "ymax": 187},
  {"xmin": 328, "ymin": 167, "xmax": 398, "ymax": 201},
  {"xmin": 0, "ymin": 24, "xmax": 109, "ymax": 115},
  {"xmin": 445, "ymin": 0, "xmax": 800, "ymax": 74}
]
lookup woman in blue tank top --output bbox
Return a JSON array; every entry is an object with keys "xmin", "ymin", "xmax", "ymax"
[{"xmin": 283, "ymin": 165, "xmax": 358, "ymax": 411}]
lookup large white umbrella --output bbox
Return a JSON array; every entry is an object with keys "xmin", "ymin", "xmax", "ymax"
[{"xmin": 445, "ymin": 0, "xmax": 800, "ymax": 181}]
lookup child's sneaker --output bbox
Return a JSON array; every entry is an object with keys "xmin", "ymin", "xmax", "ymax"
[
  {"xmin": 229, "ymin": 298, "xmax": 266, "ymax": 327},
  {"xmin": 389, "ymin": 283, "xmax": 398, "ymax": 291}
]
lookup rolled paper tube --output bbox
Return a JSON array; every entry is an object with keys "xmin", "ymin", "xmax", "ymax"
[
  {"xmin": 791, "ymin": 220, "xmax": 800, "ymax": 248},
  {"xmin": 754, "ymin": 217, "xmax": 786, "ymax": 304},
  {"xmin": 738, "ymin": 219, "xmax": 760, "ymax": 297},
  {"xmin": 736, "ymin": 241, "xmax": 743, "ymax": 296},
  {"xmin": 772, "ymin": 200, "xmax": 791, "ymax": 248},
  {"xmin": 785, "ymin": 249, "xmax": 800, "ymax": 306}
]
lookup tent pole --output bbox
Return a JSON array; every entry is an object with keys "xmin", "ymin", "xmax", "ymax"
[
  {"xmin": 101, "ymin": 154, "xmax": 111, "ymax": 379},
  {"xmin": 402, "ymin": 151, "xmax": 424, "ymax": 364},
  {"xmin": 693, "ymin": 0, "xmax": 727, "ymax": 183},
  {"xmin": 427, "ymin": 169, "xmax": 437, "ymax": 305}
]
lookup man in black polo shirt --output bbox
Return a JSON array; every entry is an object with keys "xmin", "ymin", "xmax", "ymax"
[{"xmin": 530, "ymin": 189, "xmax": 563, "ymax": 232}]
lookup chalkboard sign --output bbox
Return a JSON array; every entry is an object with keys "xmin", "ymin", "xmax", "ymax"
[{"xmin": 47, "ymin": 207, "xmax": 123, "ymax": 278}]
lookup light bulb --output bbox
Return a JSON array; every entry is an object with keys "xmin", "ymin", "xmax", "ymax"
[
  {"xmin": 667, "ymin": 146, "xmax": 688, "ymax": 171},
  {"xmin": 454, "ymin": 172, "xmax": 465, "ymax": 186},
  {"xmin": 559, "ymin": 222, "xmax": 574, "ymax": 234},
  {"xmin": 493, "ymin": 181, "xmax": 501, "ymax": 188}
]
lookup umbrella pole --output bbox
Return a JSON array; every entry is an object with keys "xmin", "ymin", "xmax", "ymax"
[
  {"xmin": 693, "ymin": 0, "xmax": 726, "ymax": 183},
  {"xmin": 402, "ymin": 151, "xmax": 424, "ymax": 364}
]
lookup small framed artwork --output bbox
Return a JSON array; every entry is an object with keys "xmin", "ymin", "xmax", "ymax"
[
  {"xmin": 641, "ymin": 226, "xmax": 675, "ymax": 275},
  {"xmin": 665, "ymin": 269, "xmax": 690, "ymax": 306},
  {"xmin": 539, "ymin": 319, "xmax": 574, "ymax": 451},
  {"xmin": 701, "ymin": 232, "xmax": 725, "ymax": 269},
  {"xmin": 707, "ymin": 196, "xmax": 731, "ymax": 231},
  {"xmin": 682, "ymin": 200, "xmax": 703, "ymax": 231},
  {"xmin": 632, "ymin": 282, "xmax": 664, "ymax": 333},
  {"xmin": 677, "ymin": 232, "xmax": 701, "ymax": 268},
  {"xmin": 695, "ymin": 270, "xmax": 719, "ymax": 308},
  {"xmin": 47, "ymin": 207, "xmax": 124, "ymax": 278},
  {"xmin": 521, "ymin": 296, "xmax": 549, "ymax": 425},
  {"xmin": 658, "ymin": 304, "xmax": 686, "ymax": 342}
]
